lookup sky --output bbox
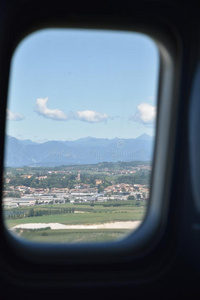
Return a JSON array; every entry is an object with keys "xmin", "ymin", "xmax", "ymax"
[{"xmin": 6, "ymin": 28, "xmax": 159, "ymax": 143}]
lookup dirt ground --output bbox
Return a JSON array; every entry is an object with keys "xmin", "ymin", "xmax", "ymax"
[{"xmin": 12, "ymin": 221, "xmax": 141, "ymax": 230}]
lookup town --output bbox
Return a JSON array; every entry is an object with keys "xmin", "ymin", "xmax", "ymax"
[{"xmin": 3, "ymin": 161, "xmax": 151, "ymax": 208}]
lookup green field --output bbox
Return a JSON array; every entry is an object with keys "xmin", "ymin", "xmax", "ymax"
[
  {"xmin": 4, "ymin": 201, "xmax": 147, "ymax": 243},
  {"xmin": 13, "ymin": 228, "xmax": 130, "ymax": 243}
]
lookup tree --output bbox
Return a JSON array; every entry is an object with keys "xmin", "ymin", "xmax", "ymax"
[
  {"xmin": 28, "ymin": 208, "xmax": 34, "ymax": 217},
  {"xmin": 127, "ymin": 195, "xmax": 135, "ymax": 200},
  {"xmin": 97, "ymin": 184, "xmax": 104, "ymax": 193}
]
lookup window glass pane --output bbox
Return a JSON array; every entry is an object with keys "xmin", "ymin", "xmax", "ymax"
[{"xmin": 3, "ymin": 29, "xmax": 159, "ymax": 243}]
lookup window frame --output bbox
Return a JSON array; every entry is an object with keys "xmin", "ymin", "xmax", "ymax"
[{"xmin": 0, "ymin": 7, "xmax": 181, "ymax": 285}]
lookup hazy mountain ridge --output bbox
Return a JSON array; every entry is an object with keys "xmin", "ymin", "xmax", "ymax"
[{"xmin": 4, "ymin": 134, "xmax": 154, "ymax": 167}]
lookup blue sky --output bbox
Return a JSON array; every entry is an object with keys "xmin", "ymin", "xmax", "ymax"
[{"xmin": 6, "ymin": 28, "xmax": 159, "ymax": 142}]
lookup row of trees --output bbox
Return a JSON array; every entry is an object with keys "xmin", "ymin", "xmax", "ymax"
[{"xmin": 5, "ymin": 207, "xmax": 75, "ymax": 220}]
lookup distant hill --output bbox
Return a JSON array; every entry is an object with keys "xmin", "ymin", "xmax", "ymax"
[
  {"xmin": 136, "ymin": 133, "xmax": 154, "ymax": 141},
  {"xmin": 4, "ymin": 134, "xmax": 154, "ymax": 167},
  {"xmin": 19, "ymin": 139, "xmax": 38, "ymax": 146}
]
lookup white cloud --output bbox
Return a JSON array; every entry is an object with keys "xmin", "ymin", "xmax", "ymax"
[
  {"xmin": 76, "ymin": 110, "xmax": 108, "ymax": 123},
  {"xmin": 7, "ymin": 109, "xmax": 24, "ymax": 121},
  {"xmin": 131, "ymin": 103, "xmax": 156, "ymax": 124},
  {"xmin": 34, "ymin": 97, "xmax": 67, "ymax": 120},
  {"xmin": 34, "ymin": 98, "xmax": 109, "ymax": 123}
]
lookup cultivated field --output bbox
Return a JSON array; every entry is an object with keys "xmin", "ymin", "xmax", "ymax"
[{"xmin": 4, "ymin": 200, "xmax": 147, "ymax": 243}]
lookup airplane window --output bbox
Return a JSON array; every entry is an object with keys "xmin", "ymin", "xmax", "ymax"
[{"xmin": 3, "ymin": 28, "xmax": 159, "ymax": 244}]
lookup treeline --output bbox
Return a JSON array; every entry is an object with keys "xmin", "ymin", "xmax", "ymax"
[
  {"xmin": 5, "ymin": 161, "xmax": 152, "ymax": 174},
  {"xmin": 103, "ymin": 200, "xmax": 144, "ymax": 207},
  {"xmin": 8, "ymin": 173, "xmax": 77, "ymax": 189},
  {"xmin": 96, "ymin": 161, "xmax": 151, "ymax": 170},
  {"xmin": 7, "ymin": 173, "xmax": 112, "ymax": 189},
  {"xmin": 115, "ymin": 171, "xmax": 150, "ymax": 185},
  {"xmin": 4, "ymin": 207, "xmax": 75, "ymax": 220}
]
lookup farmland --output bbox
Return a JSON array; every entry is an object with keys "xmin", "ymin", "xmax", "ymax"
[{"xmin": 4, "ymin": 200, "xmax": 147, "ymax": 243}]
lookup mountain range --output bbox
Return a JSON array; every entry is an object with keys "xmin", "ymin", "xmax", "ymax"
[{"xmin": 4, "ymin": 134, "xmax": 154, "ymax": 167}]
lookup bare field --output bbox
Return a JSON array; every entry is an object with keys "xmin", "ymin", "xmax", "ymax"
[{"xmin": 12, "ymin": 220, "xmax": 141, "ymax": 230}]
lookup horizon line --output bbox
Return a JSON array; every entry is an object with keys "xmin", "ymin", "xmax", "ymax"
[{"xmin": 6, "ymin": 133, "xmax": 154, "ymax": 144}]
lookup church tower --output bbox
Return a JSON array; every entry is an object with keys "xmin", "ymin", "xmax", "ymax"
[{"xmin": 77, "ymin": 170, "xmax": 80, "ymax": 181}]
